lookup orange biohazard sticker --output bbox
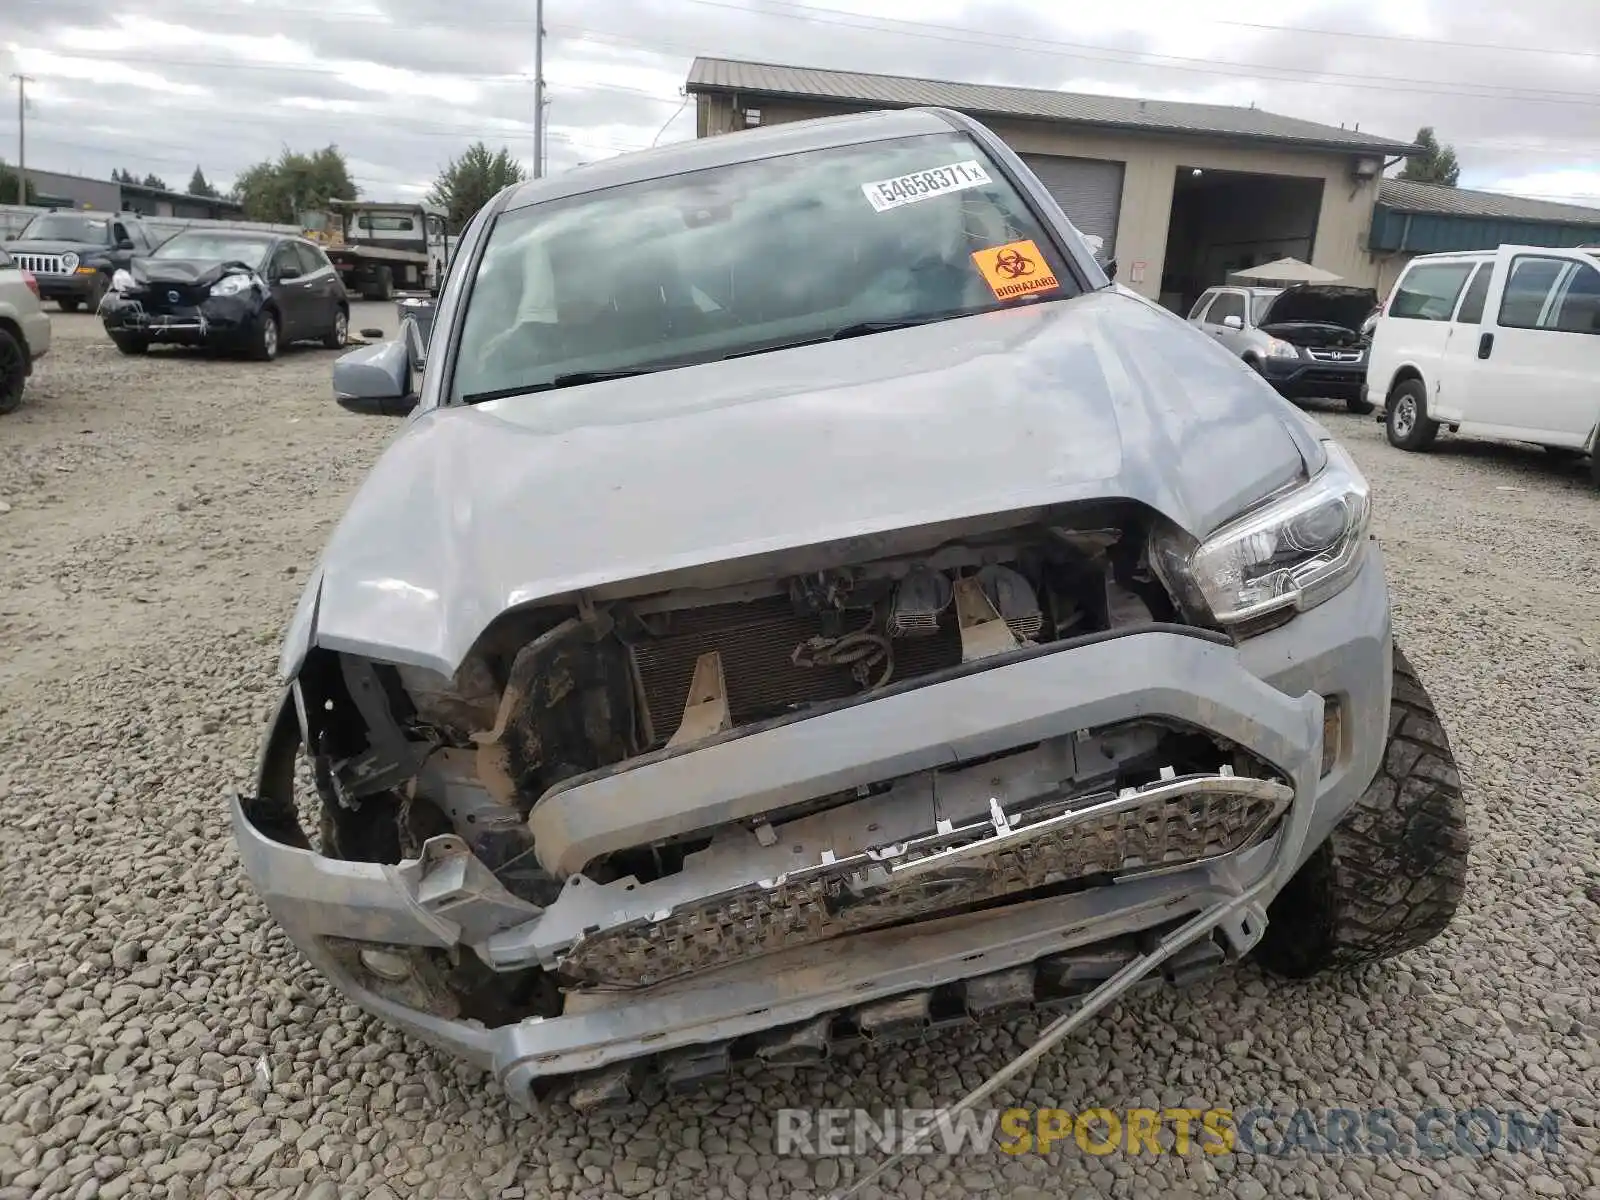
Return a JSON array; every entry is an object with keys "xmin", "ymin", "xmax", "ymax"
[{"xmin": 972, "ymin": 239, "xmax": 1060, "ymax": 302}]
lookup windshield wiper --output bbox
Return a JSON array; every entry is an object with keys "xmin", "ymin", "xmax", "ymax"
[
  {"xmin": 722, "ymin": 307, "xmax": 992, "ymax": 360},
  {"xmin": 460, "ymin": 362, "xmax": 700, "ymax": 405}
]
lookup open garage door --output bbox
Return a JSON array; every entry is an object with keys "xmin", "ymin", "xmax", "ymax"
[{"xmin": 1019, "ymin": 154, "xmax": 1124, "ymax": 259}]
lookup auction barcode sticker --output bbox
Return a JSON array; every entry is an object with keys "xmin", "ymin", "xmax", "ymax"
[{"xmin": 861, "ymin": 160, "xmax": 994, "ymax": 212}]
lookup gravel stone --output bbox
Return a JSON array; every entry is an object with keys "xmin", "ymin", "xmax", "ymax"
[{"xmin": 2, "ymin": 315, "xmax": 1597, "ymax": 1200}]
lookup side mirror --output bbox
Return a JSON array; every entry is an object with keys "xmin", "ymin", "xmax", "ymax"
[
  {"xmin": 116, "ymin": 239, "xmax": 135, "ymax": 252},
  {"xmin": 1104, "ymin": 258, "xmax": 1118, "ymax": 282},
  {"xmin": 1223, "ymin": 315, "xmax": 1244, "ymax": 330},
  {"xmin": 332, "ymin": 340, "xmax": 419, "ymax": 417}
]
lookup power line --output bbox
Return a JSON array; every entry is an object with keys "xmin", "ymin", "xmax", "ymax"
[
  {"xmin": 641, "ymin": 0, "xmax": 1600, "ymax": 109},
  {"xmin": 14, "ymin": 0, "xmax": 1600, "ymax": 62}
]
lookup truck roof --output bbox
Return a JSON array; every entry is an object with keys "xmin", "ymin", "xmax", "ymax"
[{"xmin": 328, "ymin": 200, "xmax": 446, "ymax": 217}]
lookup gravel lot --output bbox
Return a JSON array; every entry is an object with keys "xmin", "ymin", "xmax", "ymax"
[{"xmin": 1, "ymin": 308, "xmax": 1597, "ymax": 1200}]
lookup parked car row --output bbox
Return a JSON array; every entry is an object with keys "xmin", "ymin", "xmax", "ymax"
[{"xmin": 1189, "ymin": 247, "xmax": 1598, "ymax": 486}]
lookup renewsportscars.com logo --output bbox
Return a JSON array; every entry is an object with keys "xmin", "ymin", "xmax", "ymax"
[{"xmin": 776, "ymin": 1106, "xmax": 1564, "ymax": 1159}]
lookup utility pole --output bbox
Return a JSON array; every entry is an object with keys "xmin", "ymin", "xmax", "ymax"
[
  {"xmin": 532, "ymin": 0, "xmax": 545, "ymax": 179},
  {"xmin": 9, "ymin": 74, "xmax": 31, "ymax": 204}
]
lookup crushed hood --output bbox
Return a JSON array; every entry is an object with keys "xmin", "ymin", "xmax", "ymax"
[
  {"xmin": 1259, "ymin": 284, "xmax": 1377, "ymax": 333},
  {"xmin": 298, "ymin": 290, "xmax": 1322, "ymax": 677},
  {"xmin": 130, "ymin": 257, "xmax": 256, "ymax": 288}
]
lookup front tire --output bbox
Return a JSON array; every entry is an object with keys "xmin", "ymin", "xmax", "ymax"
[
  {"xmin": 1256, "ymin": 646, "xmax": 1469, "ymax": 978},
  {"xmin": 110, "ymin": 333, "xmax": 149, "ymax": 356},
  {"xmin": 58, "ymin": 297, "xmax": 82, "ymax": 313},
  {"xmin": 1346, "ymin": 395, "xmax": 1376, "ymax": 415},
  {"xmin": 248, "ymin": 309, "xmax": 280, "ymax": 362},
  {"xmin": 1385, "ymin": 378, "xmax": 1439, "ymax": 451}
]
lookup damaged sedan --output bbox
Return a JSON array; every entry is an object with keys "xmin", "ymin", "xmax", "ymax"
[
  {"xmin": 235, "ymin": 108, "xmax": 1470, "ymax": 1111},
  {"xmin": 101, "ymin": 231, "xmax": 349, "ymax": 360}
]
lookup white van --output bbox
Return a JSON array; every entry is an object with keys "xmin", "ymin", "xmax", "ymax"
[{"xmin": 1365, "ymin": 245, "xmax": 1600, "ymax": 481}]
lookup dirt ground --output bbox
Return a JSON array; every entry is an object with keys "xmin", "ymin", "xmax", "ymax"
[{"xmin": 1, "ymin": 307, "xmax": 1597, "ymax": 1200}]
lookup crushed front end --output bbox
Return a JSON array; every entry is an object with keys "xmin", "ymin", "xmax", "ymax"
[
  {"xmin": 102, "ymin": 263, "xmax": 263, "ymax": 346},
  {"xmin": 235, "ymin": 493, "xmax": 1391, "ymax": 1109}
]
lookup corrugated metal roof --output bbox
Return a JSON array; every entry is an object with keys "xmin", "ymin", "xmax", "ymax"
[
  {"xmin": 1377, "ymin": 177, "xmax": 1600, "ymax": 225},
  {"xmin": 686, "ymin": 57, "xmax": 1419, "ymax": 156}
]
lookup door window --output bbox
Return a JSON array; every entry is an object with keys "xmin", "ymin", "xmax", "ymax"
[
  {"xmin": 1208, "ymin": 292, "xmax": 1245, "ymax": 325},
  {"xmin": 291, "ymin": 242, "xmax": 326, "ymax": 276},
  {"xmin": 270, "ymin": 242, "xmax": 302, "ymax": 280},
  {"xmin": 112, "ymin": 222, "xmax": 130, "ymax": 247},
  {"xmin": 1390, "ymin": 262, "xmax": 1474, "ymax": 321},
  {"xmin": 1454, "ymin": 266, "xmax": 1490, "ymax": 324},
  {"xmin": 1550, "ymin": 261, "xmax": 1600, "ymax": 334},
  {"xmin": 1188, "ymin": 291, "xmax": 1216, "ymax": 320}
]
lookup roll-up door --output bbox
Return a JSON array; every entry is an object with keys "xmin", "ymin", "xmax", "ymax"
[{"xmin": 1019, "ymin": 154, "xmax": 1125, "ymax": 259}]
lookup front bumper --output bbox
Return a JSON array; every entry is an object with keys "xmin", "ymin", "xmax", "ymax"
[
  {"xmin": 36, "ymin": 271, "xmax": 99, "ymax": 301},
  {"xmin": 232, "ymin": 545, "xmax": 1391, "ymax": 1107},
  {"xmin": 101, "ymin": 294, "xmax": 255, "ymax": 344},
  {"xmin": 1257, "ymin": 354, "xmax": 1366, "ymax": 400}
]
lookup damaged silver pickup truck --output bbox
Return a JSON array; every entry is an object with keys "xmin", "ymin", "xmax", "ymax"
[{"xmin": 234, "ymin": 108, "xmax": 1469, "ymax": 1111}]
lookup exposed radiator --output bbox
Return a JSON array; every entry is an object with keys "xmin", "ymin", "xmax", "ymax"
[{"xmin": 629, "ymin": 596, "xmax": 962, "ymax": 745}]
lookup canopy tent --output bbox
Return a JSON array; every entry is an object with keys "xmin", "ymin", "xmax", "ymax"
[{"xmin": 1227, "ymin": 257, "xmax": 1344, "ymax": 284}]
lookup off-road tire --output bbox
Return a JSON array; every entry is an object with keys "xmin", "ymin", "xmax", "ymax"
[
  {"xmin": 58, "ymin": 297, "xmax": 82, "ymax": 314},
  {"xmin": 0, "ymin": 326, "xmax": 27, "ymax": 414},
  {"xmin": 1385, "ymin": 378, "xmax": 1439, "ymax": 451},
  {"xmin": 1256, "ymin": 646, "xmax": 1469, "ymax": 978},
  {"xmin": 110, "ymin": 333, "xmax": 149, "ymax": 356},
  {"xmin": 1346, "ymin": 395, "xmax": 1376, "ymax": 416}
]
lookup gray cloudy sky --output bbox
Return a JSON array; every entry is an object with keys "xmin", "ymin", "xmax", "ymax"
[{"xmin": 5, "ymin": 0, "xmax": 1600, "ymax": 206}]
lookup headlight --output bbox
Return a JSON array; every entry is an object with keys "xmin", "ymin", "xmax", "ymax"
[
  {"xmin": 1265, "ymin": 337, "xmax": 1300, "ymax": 359},
  {"xmin": 1152, "ymin": 441, "xmax": 1371, "ymax": 627},
  {"xmin": 61, "ymin": 252, "xmax": 79, "ymax": 273},
  {"xmin": 210, "ymin": 273, "xmax": 256, "ymax": 297},
  {"xmin": 111, "ymin": 269, "xmax": 134, "ymax": 292}
]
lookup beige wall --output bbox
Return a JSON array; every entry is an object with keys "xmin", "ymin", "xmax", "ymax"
[{"xmin": 693, "ymin": 94, "xmax": 1386, "ymax": 296}]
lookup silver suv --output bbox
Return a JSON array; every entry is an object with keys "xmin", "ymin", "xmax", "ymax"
[
  {"xmin": 0, "ymin": 249, "xmax": 52, "ymax": 415},
  {"xmin": 1190, "ymin": 283, "xmax": 1377, "ymax": 413}
]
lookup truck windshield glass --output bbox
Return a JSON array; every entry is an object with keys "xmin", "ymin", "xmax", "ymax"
[
  {"xmin": 21, "ymin": 214, "xmax": 110, "ymax": 243},
  {"xmin": 152, "ymin": 233, "xmax": 274, "ymax": 265},
  {"xmin": 452, "ymin": 132, "xmax": 1075, "ymax": 403}
]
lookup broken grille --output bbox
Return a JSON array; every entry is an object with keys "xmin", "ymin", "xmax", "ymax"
[{"xmin": 558, "ymin": 772, "xmax": 1291, "ymax": 988}]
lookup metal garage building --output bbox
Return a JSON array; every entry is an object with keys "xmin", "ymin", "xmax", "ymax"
[
  {"xmin": 685, "ymin": 57, "xmax": 1419, "ymax": 312},
  {"xmin": 1369, "ymin": 178, "xmax": 1600, "ymax": 297}
]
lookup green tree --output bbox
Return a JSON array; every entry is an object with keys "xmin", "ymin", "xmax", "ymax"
[
  {"xmin": 1399, "ymin": 127, "xmax": 1461, "ymax": 187},
  {"xmin": 0, "ymin": 161, "xmax": 37, "ymax": 204},
  {"xmin": 232, "ymin": 146, "xmax": 358, "ymax": 223},
  {"xmin": 426, "ymin": 142, "xmax": 526, "ymax": 233},
  {"xmin": 111, "ymin": 168, "xmax": 138, "ymax": 184},
  {"xmin": 141, "ymin": 173, "xmax": 169, "ymax": 191},
  {"xmin": 187, "ymin": 166, "xmax": 220, "ymax": 198}
]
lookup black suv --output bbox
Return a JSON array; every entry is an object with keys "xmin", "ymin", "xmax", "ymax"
[{"xmin": 2, "ymin": 211, "xmax": 159, "ymax": 312}]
